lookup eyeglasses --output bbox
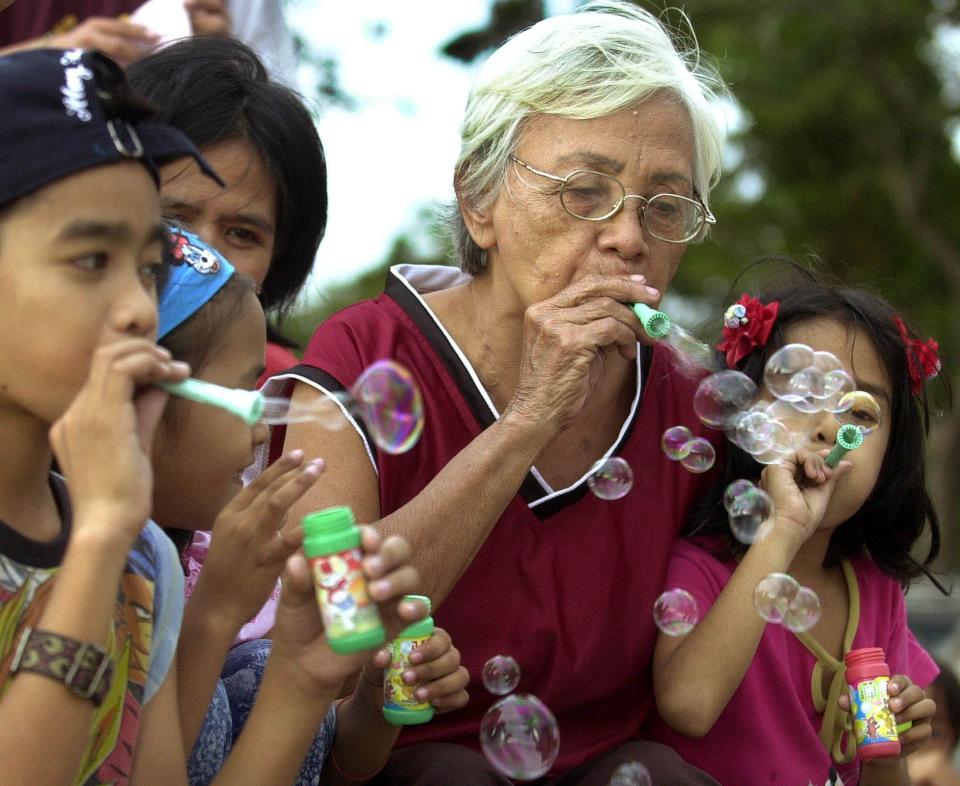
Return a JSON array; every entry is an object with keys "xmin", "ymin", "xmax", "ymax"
[{"xmin": 509, "ymin": 155, "xmax": 716, "ymax": 244}]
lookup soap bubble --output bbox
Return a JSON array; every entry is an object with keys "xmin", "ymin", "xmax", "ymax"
[
  {"xmin": 753, "ymin": 573, "xmax": 800, "ymax": 624},
  {"xmin": 480, "ymin": 694, "xmax": 560, "ymax": 781},
  {"xmin": 812, "ymin": 350, "xmax": 843, "ymax": 374},
  {"xmin": 782, "ymin": 587, "xmax": 822, "ymax": 633},
  {"xmin": 728, "ymin": 409, "xmax": 775, "ymax": 455},
  {"xmin": 482, "ymin": 655, "xmax": 521, "ymax": 696},
  {"xmin": 610, "ymin": 762, "xmax": 652, "ymax": 786},
  {"xmin": 694, "ymin": 371, "xmax": 758, "ymax": 429},
  {"xmin": 751, "ymin": 420, "xmax": 795, "ymax": 465},
  {"xmin": 654, "ymin": 589, "xmax": 699, "ymax": 636},
  {"xmin": 679, "ymin": 438, "xmax": 715, "ymax": 473},
  {"xmin": 587, "ymin": 457, "xmax": 633, "ymax": 500},
  {"xmin": 661, "ymin": 325, "xmax": 720, "ymax": 378},
  {"xmin": 723, "ymin": 479, "xmax": 756, "ymax": 513},
  {"xmin": 822, "ymin": 370, "xmax": 856, "ymax": 412},
  {"xmin": 788, "ymin": 366, "xmax": 826, "ymax": 399},
  {"xmin": 835, "ymin": 390, "xmax": 882, "ymax": 435},
  {"xmin": 728, "ymin": 486, "xmax": 775, "ymax": 545},
  {"xmin": 764, "ymin": 344, "xmax": 816, "ymax": 402},
  {"xmin": 661, "ymin": 426, "xmax": 694, "ymax": 460},
  {"xmin": 351, "ymin": 360, "xmax": 424, "ymax": 454}
]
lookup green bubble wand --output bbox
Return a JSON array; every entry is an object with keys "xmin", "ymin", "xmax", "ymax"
[
  {"xmin": 825, "ymin": 423, "xmax": 864, "ymax": 468},
  {"xmin": 631, "ymin": 303, "xmax": 672, "ymax": 339}
]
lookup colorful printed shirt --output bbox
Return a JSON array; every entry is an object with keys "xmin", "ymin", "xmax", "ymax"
[
  {"xmin": 0, "ymin": 474, "xmax": 184, "ymax": 785},
  {"xmin": 646, "ymin": 538, "xmax": 938, "ymax": 786},
  {"xmin": 265, "ymin": 264, "xmax": 723, "ymax": 773}
]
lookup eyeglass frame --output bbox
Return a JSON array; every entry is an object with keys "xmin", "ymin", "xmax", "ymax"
[{"xmin": 508, "ymin": 154, "xmax": 716, "ymax": 244}]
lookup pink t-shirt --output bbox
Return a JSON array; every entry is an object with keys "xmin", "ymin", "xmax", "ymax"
[{"xmin": 647, "ymin": 539, "xmax": 938, "ymax": 786}]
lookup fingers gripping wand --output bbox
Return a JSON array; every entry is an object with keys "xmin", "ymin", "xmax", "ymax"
[{"xmin": 825, "ymin": 424, "xmax": 864, "ymax": 469}]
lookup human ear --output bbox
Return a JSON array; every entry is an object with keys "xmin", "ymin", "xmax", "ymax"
[{"xmin": 455, "ymin": 180, "xmax": 496, "ymax": 252}]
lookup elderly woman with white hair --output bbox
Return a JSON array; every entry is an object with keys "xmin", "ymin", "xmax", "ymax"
[{"xmin": 279, "ymin": 2, "xmax": 726, "ymax": 782}]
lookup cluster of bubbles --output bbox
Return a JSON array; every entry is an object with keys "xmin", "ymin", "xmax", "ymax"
[
  {"xmin": 660, "ymin": 426, "xmax": 716, "ymax": 474},
  {"xmin": 653, "ymin": 588, "xmax": 700, "ymax": 636},
  {"xmin": 262, "ymin": 359, "xmax": 425, "ymax": 454},
  {"xmin": 609, "ymin": 761, "xmax": 653, "ymax": 786},
  {"xmin": 753, "ymin": 572, "xmax": 822, "ymax": 633},
  {"xmin": 724, "ymin": 479, "xmax": 774, "ymax": 545},
  {"xmin": 479, "ymin": 655, "xmax": 560, "ymax": 780},
  {"xmin": 587, "ymin": 457, "xmax": 635, "ymax": 500},
  {"xmin": 691, "ymin": 344, "xmax": 881, "ymax": 466}
]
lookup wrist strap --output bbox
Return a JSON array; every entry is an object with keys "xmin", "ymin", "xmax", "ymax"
[{"xmin": 10, "ymin": 627, "xmax": 113, "ymax": 706}]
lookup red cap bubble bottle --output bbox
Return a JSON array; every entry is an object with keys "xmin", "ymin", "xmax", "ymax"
[
  {"xmin": 844, "ymin": 647, "xmax": 901, "ymax": 759},
  {"xmin": 303, "ymin": 506, "xmax": 385, "ymax": 654},
  {"xmin": 383, "ymin": 595, "xmax": 435, "ymax": 726}
]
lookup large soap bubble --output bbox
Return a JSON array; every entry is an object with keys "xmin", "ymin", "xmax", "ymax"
[
  {"xmin": 480, "ymin": 694, "xmax": 560, "ymax": 781},
  {"xmin": 835, "ymin": 390, "xmax": 882, "ymax": 435},
  {"xmin": 587, "ymin": 457, "xmax": 634, "ymax": 500},
  {"xmin": 694, "ymin": 371, "xmax": 758, "ymax": 429},
  {"xmin": 653, "ymin": 589, "xmax": 699, "ymax": 636},
  {"xmin": 351, "ymin": 360, "xmax": 425, "ymax": 454},
  {"xmin": 764, "ymin": 344, "xmax": 816, "ymax": 402}
]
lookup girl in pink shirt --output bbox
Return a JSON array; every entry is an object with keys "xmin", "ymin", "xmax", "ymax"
[{"xmin": 649, "ymin": 266, "xmax": 944, "ymax": 786}]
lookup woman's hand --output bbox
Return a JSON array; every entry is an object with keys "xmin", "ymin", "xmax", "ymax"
[
  {"xmin": 505, "ymin": 273, "xmax": 658, "ymax": 435},
  {"xmin": 758, "ymin": 448, "xmax": 851, "ymax": 553},
  {"xmin": 50, "ymin": 339, "xmax": 189, "ymax": 545},
  {"xmin": 47, "ymin": 17, "xmax": 159, "ymax": 65},
  {"xmin": 191, "ymin": 451, "xmax": 324, "ymax": 630},
  {"xmin": 269, "ymin": 529, "xmax": 425, "ymax": 700},
  {"xmin": 185, "ymin": 0, "xmax": 231, "ymax": 35}
]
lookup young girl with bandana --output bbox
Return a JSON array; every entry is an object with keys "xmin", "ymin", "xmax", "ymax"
[
  {"xmin": 152, "ymin": 228, "xmax": 469, "ymax": 785},
  {"xmin": 649, "ymin": 266, "xmax": 945, "ymax": 785},
  {"xmin": 0, "ymin": 47, "xmax": 428, "ymax": 785}
]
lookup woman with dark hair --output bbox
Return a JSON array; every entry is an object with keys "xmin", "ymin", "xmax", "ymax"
[{"xmin": 128, "ymin": 35, "xmax": 327, "ymax": 381}]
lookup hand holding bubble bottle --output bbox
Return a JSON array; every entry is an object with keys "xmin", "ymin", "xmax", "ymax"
[{"xmin": 160, "ymin": 359, "xmax": 424, "ymax": 454}]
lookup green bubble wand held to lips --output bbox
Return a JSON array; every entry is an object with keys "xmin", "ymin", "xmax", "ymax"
[
  {"xmin": 159, "ymin": 378, "xmax": 265, "ymax": 424},
  {"xmin": 631, "ymin": 303, "xmax": 672, "ymax": 339},
  {"xmin": 825, "ymin": 423, "xmax": 864, "ymax": 468}
]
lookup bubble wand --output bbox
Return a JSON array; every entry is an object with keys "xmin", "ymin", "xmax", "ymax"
[
  {"xmin": 631, "ymin": 303, "xmax": 671, "ymax": 339},
  {"xmin": 825, "ymin": 423, "xmax": 863, "ymax": 468}
]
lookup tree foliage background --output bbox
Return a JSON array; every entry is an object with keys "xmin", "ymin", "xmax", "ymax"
[{"xmin": 285, "ymin": 0, "xmax": 960, "ymax": 562}]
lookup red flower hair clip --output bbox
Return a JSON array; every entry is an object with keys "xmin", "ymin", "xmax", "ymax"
[
  {"xmin": 894, "ymin": 314, "xmax": 941, "ymax": 395},
  {"xmin": 716, "ymin": 294, "xmax": 779, "ymax": 368}
]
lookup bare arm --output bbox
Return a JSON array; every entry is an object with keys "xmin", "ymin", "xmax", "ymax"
[{"xmin": 861, "ymin": 759, "xmax": 910, "ymax": 786}]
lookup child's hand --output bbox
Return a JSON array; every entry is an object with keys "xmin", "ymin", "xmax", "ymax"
[
  {"xmin": 192, "ymin": 450, "xmax": 324, "ymax": 630},
  {"xmin": 50, "ymin": 339, "xmax": 189, "ymax": 544},
  {"xmin": 759, "ymin": 448, "xmax": 851, "ymax": 551},
  {"xmin": 837, "ymin": 675, "xmax": 936, "ymax": 757},
  {"xmin": 269, "ymin": 529, "xmax": 425, "ymax": 699},
  {"xmin": 365, "ymin": 627, "xmax": 470, "ymax": 714}
]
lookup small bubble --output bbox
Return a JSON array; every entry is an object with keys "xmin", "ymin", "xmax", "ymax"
[
  {"xmin": 728, "ymin": 486, "xmax": 774, "ymax": 545},
  {"xmin": 753, "ymin": 573, "xmax": 800, "ymax": 623},
  {"xmin": 693, "ymin": 370, "xmax": 758, "ymax": 429},
  {"xmin": 350, "ymin": 360, "xmax": 424, "ymax": 454},
  {"xmin": 654, "ymin": 589, "xmax": 699, "ymax": 636},
  {"xmin": 661, "ymin": 425, "xmax": 694, "ymax": 460},
  {"xmin": 723, "ymin": 479, "xmax": 756, "ymax": 513},
  {"xmin": 679, "ymin": 437, "xmax": 715, "ymax": 473},
  {"xmin": 783, "ymin": 586, "xmax": 821, "ymax": 633},
  {"xmin": 764, "ymin": 344, "xmax": 815, "ymax": 402},
  {"xmin": 610, "ymin": 761, "xmax": 652, "ymax": 786},
  {"xmin": 482, "ymin": 655, "xmax": 521, "ymax": 696},
  {"xmin": 587, "ymin": 457, "xmax": 634, "ymax": 500}
]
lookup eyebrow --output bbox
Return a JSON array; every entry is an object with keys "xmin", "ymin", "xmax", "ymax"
[
  {"xmin": 555, "ymin": 153, "xmax": 692, "ymax": 190},
  {"xmin": 159, "ymin": 197, "xmax": 275, "ymax": 234},
  {"xmin": 57, "ymin": 219, "xmax": 169, "ymax": 248}
]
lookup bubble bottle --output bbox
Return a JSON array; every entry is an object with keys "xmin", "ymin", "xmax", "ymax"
[
  {"xmin": 383, "ymin": 595, "xmax": 435, "ymax": 726},
  {"xmin": 844, "ymin": 647, "xmax": 900, "ymax": 759},
  {"xmin": 302, "ymin": 507, "xmax": 385, "ymax": 654}
]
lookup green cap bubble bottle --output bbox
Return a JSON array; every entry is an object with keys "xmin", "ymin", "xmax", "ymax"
[
  {"xmin": 383, "ymin": 595, "xmax": 435, "ymax": 726},
  {"xmin": 302, "ymin": 506, "xmax": 385, "ymax": 654}
]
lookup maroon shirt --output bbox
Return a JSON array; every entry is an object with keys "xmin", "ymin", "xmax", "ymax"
[
  {"xmin": 0, "ymin": 1, "xmax": 142, "ymax": 48},
  {"xmin": 279, "ymin": 265, "xmax": 722, "ymax": 772}
]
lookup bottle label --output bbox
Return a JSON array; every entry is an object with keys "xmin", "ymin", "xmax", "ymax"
[
  {"xmin": 308, "ymin": 548, "xmax": 380, "ymax": 640},
  {"xmin": 384, "ymin": 634, "xmax": 432, "ymax": 711},
  {"xmin": 848, "ymin": 676, "xmax": 898, "ymax": 746}
]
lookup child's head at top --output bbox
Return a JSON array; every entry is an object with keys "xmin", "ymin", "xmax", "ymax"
[
  {"xmin": 151, "ymin": 227, "xmax": 269, "ymax": 533},
  {"xmin": 0, "ymin": 48, "xmax": 214, "ymax": 428},
  {"xmin": 127, "ymin": 36, "xmax": 327, "ymax": 316},
  {"xmin": 689, "ymin": 260, "xmax": 944, "ymax": 584}
]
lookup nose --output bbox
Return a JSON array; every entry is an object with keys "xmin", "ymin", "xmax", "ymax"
[
  {"xmin": 598, "ymin": 196, "xmax": 650, "ymax": 262},
  {"xmin": 111, "ymin": 269, "xmax": 158, "ymax": 339},
  {"xmin": 813, "ymin": 410, "xmax": 840, "ymax": 447}
]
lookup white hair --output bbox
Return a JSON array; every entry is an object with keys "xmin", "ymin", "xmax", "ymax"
[{"xmin": 452, "ymin": 0, "xmax": 728, "ymax": 273}]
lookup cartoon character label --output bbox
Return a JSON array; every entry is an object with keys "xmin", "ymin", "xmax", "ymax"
[
  {"xmin": 308, "ymin": 548, "xmax": 380, "ymax": 640},
  {"xmin": 384, "ymin": 634, "xmax": 431, "ymax": 711},
  {"xmin": 848, "ymin": 676, "xmax": 898, "ymax": 746}
]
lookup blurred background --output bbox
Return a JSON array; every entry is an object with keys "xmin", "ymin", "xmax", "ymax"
[{"xmin": 282, "ymin": 0, "xmax": 960, "ymax": 650}]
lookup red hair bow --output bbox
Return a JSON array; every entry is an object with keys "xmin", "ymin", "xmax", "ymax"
[
  {"xmin": 894, "ymin": 315, "xmax": 941, "ymax": 395},
  {"xmin": 716, "ymin": 294, "xmax": 779, "ymax": 368}
]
